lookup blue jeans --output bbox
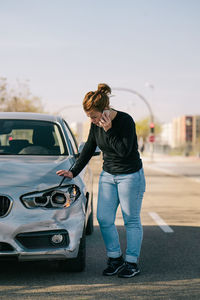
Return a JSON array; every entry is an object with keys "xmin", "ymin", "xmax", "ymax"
[{"xmin": 97, "ymin": 168, "xmax": 146, "ymax": 263}]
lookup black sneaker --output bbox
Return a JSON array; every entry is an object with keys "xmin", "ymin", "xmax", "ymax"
[
  {"xmin": 118, "ymin": 261, "xmax": 140, "ymax": 278},
  {"xmin": 103, "ymin": 256, "xmax": 124, "ymax": 276}
]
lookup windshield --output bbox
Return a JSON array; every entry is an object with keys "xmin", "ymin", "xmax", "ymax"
[{"xmin": 0, "ymin": 119, "xmax": 68, "ymax": 155}]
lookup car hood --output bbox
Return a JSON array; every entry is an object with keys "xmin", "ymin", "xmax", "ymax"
[{"xmin": 0, "ymin": 156, "xmax": 74, "ymax": 190}]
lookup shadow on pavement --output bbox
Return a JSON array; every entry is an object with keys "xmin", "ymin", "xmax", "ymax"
[{"xmin": 0, "ymin": 225, "xmax": 200, "ymax": 299}]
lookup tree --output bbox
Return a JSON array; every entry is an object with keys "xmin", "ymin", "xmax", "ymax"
[
  {"xmin": 136, "ymin": 117, "xmax": 150, "ymax": 142},
  {"xmin": 136, "ymin": 117, "xmax": 161, "ymax": 142},
  {"xmin": 0, "ymin": 77, "xmax": 8, "ymax": 107},
  {"xmin": 0, "ymin": 77, "xmax": 44, "ymax": 113}
]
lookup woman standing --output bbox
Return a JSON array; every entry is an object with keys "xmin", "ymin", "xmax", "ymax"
[{"xmin": 56, "ymin": 83, "xmax": 146, "ymax": 278}]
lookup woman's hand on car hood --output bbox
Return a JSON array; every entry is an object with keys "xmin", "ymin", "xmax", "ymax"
[{"xmin": 56, "ymin": 169, "xmax": 73, "ymax": 178}]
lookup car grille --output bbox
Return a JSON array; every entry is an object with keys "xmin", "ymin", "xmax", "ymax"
[{"xmin": 0, "ymin": 195, "xmax": 12, "ymax": 217}]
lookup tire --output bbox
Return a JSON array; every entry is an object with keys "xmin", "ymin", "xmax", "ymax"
[
  {"xmin": 58, "ymin": 229, "xmax": 86, "ymax": 272},
  {"xmin": 86, "ymin": 196, "xmax": 94, "ymax": 235}
]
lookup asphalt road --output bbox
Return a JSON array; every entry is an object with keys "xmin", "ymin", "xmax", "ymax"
[{"xmin": 0, "ymin": 156, "xmax": 200, "ymax": 300}]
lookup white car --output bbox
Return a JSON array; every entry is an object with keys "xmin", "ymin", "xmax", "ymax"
[{"xmin": 0, "ymin": 112, "xmax": 97, "ymax": 271}]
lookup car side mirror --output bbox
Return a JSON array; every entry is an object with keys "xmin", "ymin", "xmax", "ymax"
[{"xmin": 77, "ymin": 142, "xmax": 101, "ymax": 157}]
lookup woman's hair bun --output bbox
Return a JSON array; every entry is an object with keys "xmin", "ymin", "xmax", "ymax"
[
  {"xmin": 83, "ymin": 83, "xmax": 111, "ymax": 111},
  {"xmin": 97, "ymin": 83, "xmax": 111, "ymax": 95}
]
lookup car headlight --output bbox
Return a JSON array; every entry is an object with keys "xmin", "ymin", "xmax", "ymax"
[{"xmin": 21, "ymin": 185, "xmax": 81, "ymax": 209}]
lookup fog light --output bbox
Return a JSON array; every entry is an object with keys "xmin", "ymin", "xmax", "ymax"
[{"xmin": 51, "ymin": 234, "xmax": 64, "ymax": 244}]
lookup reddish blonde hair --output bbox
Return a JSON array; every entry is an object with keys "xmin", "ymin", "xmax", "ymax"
[{"xmin": 83, "ymin": 83, "xmax": 111, "ymax": 112}]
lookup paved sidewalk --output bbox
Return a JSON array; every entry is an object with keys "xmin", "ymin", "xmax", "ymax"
[{"xmin": 142, "ymin": 152, "xmax": 200, "ymax": 163}]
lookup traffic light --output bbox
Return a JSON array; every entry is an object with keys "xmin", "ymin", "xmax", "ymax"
[{"xmin": 150, "ymin": 122, "xmax": 155, "ymax": 134}]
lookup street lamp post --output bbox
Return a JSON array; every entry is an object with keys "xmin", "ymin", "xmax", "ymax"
[{"xmin": 112, "ymin": 87, "xmax": 155, "ymax": 161}]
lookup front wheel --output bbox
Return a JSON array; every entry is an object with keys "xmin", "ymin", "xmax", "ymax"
[
  {"xmin": 86, "ymin": 196, "xmax": 94, "ymax": 235},
  {"xmin": 58, "ymin": 229, "xmax": 86, "ymax": 272}
]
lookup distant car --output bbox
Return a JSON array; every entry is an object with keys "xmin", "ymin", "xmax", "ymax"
[{"xmin": 0, "ymin": 112, "xmax": 97, "ymax": 271}]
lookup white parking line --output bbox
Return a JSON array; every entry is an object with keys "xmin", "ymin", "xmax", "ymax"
[{"xmin": 148, "ymin": 212, "xmax": 174, "ymax": 233}]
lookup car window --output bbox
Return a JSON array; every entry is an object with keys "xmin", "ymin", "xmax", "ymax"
[
  {"xmin": 0, "ymin": 119, "xmax": 68, "ymax": 155},
  {"xmin": 63, "ymin": 121, "xmax": 78, "ymax": 155}
]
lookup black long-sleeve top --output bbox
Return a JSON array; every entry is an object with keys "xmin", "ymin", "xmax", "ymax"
[{"xmin": 71, "ymin": 110, "xmax": 142, "ymax": 177}]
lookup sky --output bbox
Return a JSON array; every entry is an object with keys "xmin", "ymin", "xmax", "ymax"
[{"xmin": 0, "ymin": 0, "xmax": 200, "ymax": 124}]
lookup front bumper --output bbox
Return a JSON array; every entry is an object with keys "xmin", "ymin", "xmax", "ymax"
[{"xmin": 0, "ymin": 195, "xmax": 86, "ymax": 261}]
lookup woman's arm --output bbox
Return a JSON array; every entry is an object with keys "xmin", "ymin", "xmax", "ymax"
[
  {"xmin": 69, "ymin": 125, "xmax": 97, "ymax": 177},
  {"xmin": 57, "ymin": 125, "xmax": 97, "ymax": 178}
]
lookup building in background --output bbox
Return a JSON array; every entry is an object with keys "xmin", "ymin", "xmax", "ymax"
[
  {"xmin": 193, "ymin": 116, "xmax": 200, "ymax": 143},
  {"xmin": 160, "ymin": 123, "xmax": 174, "ymax": 148},
  {"xmin": 172, "ymin": 116, "xmax": 191, "ymax": 148},
  {"xmin": 192, "ymin": 115, "xmax": 200, "ymax": 154},
  {"xmin": 159, "ymin": 115, "xmax": 200, "ymax": 155},
  {"xmin": 172, "ymin": 115, "xmax": 199, "ymax": 147}
]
